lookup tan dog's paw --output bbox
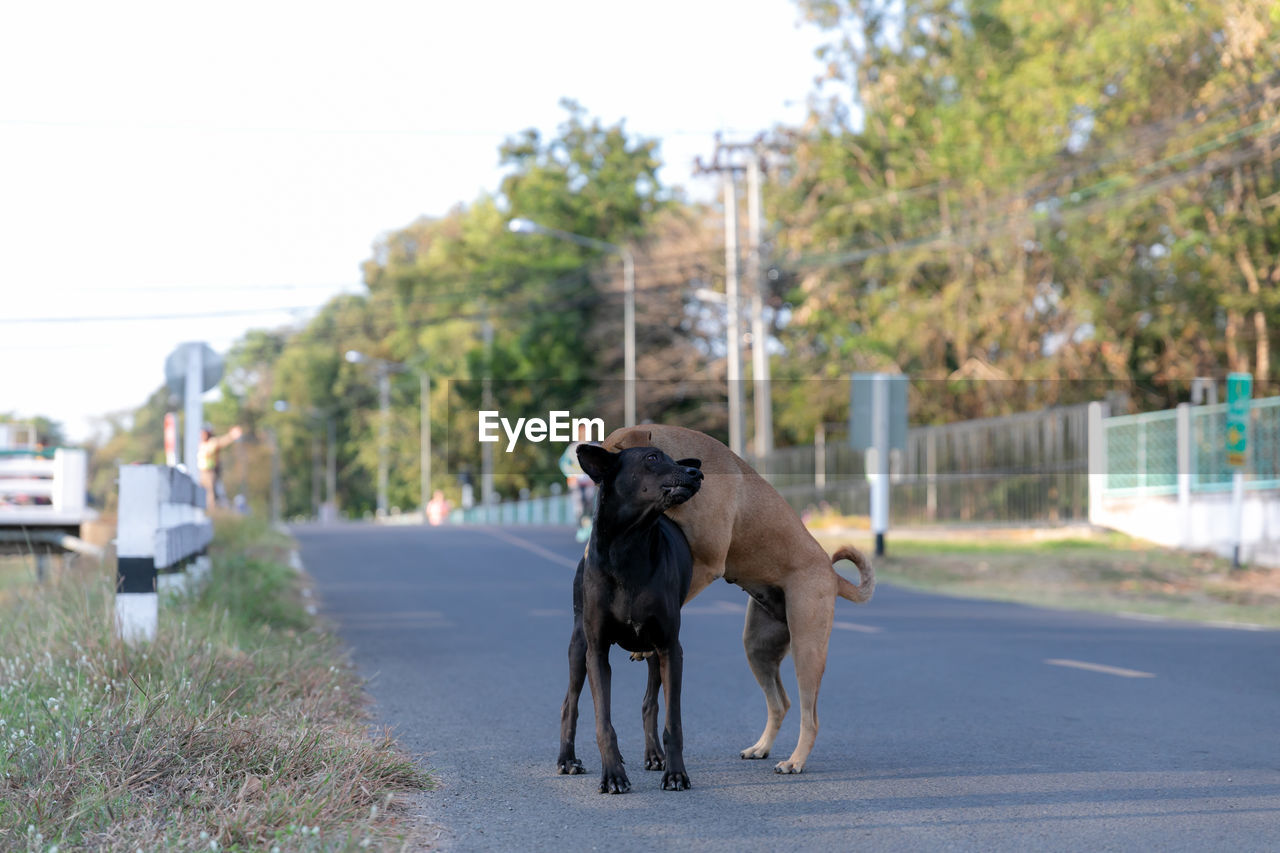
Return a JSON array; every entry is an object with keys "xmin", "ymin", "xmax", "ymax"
[
  {"xmin": 739, "ymin": 744, "xmax": 770, "ymax": 760},
  {"xmin": 773, "ymin": 759, "xmax": 805, "ymax": 774}
]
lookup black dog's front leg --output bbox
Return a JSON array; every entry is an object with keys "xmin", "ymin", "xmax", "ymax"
[
  {"xmin": 556, "ymin": 621, "xmax": 587, "ymax": 775},
  {"xmin": 585, "ymin": 640, "xmax": 629, "ymax": 794},
  {"xmin": 642, "ymin": 654, "xmax": 664, "ymax": 770},
  {"xmin": 659, "ymin": 641, "xmax": 690, "ymax": 790}
]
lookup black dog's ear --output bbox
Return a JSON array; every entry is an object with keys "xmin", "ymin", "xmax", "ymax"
[
  {"xmin": 577, "ymin": 444, "xmax": 618, "ymax": 484},
  {"xmin": 676, "ymin": 457, "xmax": 701, "ymax": 470}
]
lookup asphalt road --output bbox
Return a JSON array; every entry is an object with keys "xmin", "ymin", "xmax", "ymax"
[{"xmin": 292, "ymin": 523, "xmax": 1280, "ymax": 852}]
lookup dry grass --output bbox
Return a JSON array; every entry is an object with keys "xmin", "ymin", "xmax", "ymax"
[
  {"xmin": 815, "ymin": 525, "xmax": 1280, "ymax": 628},
  {"xmin": 0, "ymin": 516, "xmax": 430, "ymax": 851},
  {"xmin": 1, "ymin": 554, "xmax": 44, "ymax": 601}
]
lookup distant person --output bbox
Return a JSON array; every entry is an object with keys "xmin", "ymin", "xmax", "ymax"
[
  {"xmin": 559, "ymin": 422, "xmax": 597, "ymax": 543},
  {"xmin": 198, "ymin": 424, "xmax": 243, "ymax": 510},
  {"xmin": 426, "ymin": 490, "xmax": 451, "ymax": 526},
  {"xmin": 458, "ymin": 467, "xmax": 475, "ymax": 509}
]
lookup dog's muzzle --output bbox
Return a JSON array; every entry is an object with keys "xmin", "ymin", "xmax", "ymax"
[{"xmin": 661, "ymin": 467, "xmax": 703, "ymax": 506}]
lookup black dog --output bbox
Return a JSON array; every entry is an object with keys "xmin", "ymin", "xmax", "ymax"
[{"xmin": 556, "ymin": 445, "xmax": 703, "ymax": 793}]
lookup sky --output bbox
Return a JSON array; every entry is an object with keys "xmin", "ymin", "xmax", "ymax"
[{"xmin": 1, "ymin": 1, "xmax": 833, "ymax": 444}]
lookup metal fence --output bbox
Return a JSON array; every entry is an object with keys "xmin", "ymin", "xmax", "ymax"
[
  {"xmin": 449, "ymin": 397, "xmax": 1280, "ymax": 528},
  {"xmin": 758, "ymin": 404, "xmax": 1092, "ymax": 524},
  {"xmin": 455, "ymin": 492, "xmax": 576, "ymax": 525},
  {"xmin": 1103, "ymin": 396, "xmax": 1280, "ymax": 496},
  {"xmin": 1103, "ymin": 409, "xmax": 1179, "ymax": 494}
]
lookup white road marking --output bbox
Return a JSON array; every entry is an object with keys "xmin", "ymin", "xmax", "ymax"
[
  {"xmin": 1045, "ymin": 658, "xmax": 1155, "ymax": 678},
  {"xmin": 833, "ymin": 621, "xmax": 882, "ymax": 634},
  {"xmin": 484, "ymin": 527, "xmax": 579, "ymax": 570}
]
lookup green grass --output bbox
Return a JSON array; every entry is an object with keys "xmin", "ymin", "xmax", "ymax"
[
  {"xmin": 816, "ymin": 529, "xmax": 1280, "ymax": 629},
  {"xmin": 0, "ymin": 555, "xmax": 42, "ymax": 598},
  {"xmin": 0, "ymin": 516, "xmax": 430, "ymax": 851}
]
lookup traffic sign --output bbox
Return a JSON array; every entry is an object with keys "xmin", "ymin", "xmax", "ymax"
[
  {"xmin": 1225, "ymin": 372, "xmax": 1251, "ymax": 468},
  {"xmin": 165, "ymin": 342, "xmax": 224, "ymax": 397}
]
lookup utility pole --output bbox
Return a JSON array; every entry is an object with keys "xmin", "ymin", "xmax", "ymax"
[
  {"xmin": 481, "ymin": 314, "xmax": 495, "ymax": 516},
  {"xmin": 376, "ymin": 366, "xmax": 390, "ymax": 517},
  {"xmin": 420, "ymin": 371, "xmax": 431, "ymax": 511},
  {"xmin": 325, "ymin": 416, "xmax": 337, "ymax": 518},
  {"xmin": 269, "ymin": 427, "xmax": 281, "ymax": 524},
  {"xmin": 723, "ymin": 170, "xmax": 745, "ymax": 457},
  {"xmin": 310, "ymin": 432, "xmax": 321, "ymax": 518},
  {"xmin": 697, "ymin": 136, "xmax": 781, "ymax": 461},
  {"xmin": 746, "ymin": 148, "xmax": 773, "ymax": 462}
]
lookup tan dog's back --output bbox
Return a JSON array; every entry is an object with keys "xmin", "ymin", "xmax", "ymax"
[{"xmin": 604, "ymin": 424, "xmax": 833, "ymax": 596}]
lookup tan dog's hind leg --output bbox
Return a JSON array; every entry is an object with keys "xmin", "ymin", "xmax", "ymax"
[
  {"xmin": 773, "ymin": 584, "xmax": 835, "ymax": 774},
  {"xmin": 739, "ymin": 596, "xmax": 790, "ymax": 759}
]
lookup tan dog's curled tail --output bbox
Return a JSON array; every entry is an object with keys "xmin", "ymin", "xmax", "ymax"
[{"xmin": 832, "ymin": 546, "xmax": 875, "ymax": 603}]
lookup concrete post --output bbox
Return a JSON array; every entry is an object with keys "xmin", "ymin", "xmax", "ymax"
[
  {"xmin": 1176, "ymin": 403, "xmax": 1192, "ymax": 546},
  {"xmin": 1087, "ymin": 401, "xmax": 1110, "ymax": 527}
]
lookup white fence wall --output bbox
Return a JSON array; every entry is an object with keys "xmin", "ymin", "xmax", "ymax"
[{"xmin": 1090, "ymin": 400, "xmax": 1280, "ymax": 567}]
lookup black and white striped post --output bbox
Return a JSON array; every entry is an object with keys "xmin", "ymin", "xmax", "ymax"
[{"xmin": 116, "ymin": 464, "xmax": 213, "ymax": 645}]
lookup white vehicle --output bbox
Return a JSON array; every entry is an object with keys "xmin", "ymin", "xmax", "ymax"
[{"xmin": 0, "ymin": 423, "xmax": 96, "ymax": 548}]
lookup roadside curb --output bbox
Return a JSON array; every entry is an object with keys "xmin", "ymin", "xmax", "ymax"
[{"xmin": 1115, "ymin": 610, "xmax": 1275, "ymax": 632}]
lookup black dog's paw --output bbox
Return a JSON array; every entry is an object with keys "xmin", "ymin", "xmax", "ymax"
[
  {"xmin": 661, "ymin": 769, "xmax": 691, "ymax": 791},
  {"xmin": 599, "ymin": 766, "xmax": 631, "ymax": 794},
  {"xmin": 644, "ymin": 749, "xmax": 665, "ymax": 771},
  {"xmin": 557, "ymin": 757, "xmax": 585, "ymax": 775}
]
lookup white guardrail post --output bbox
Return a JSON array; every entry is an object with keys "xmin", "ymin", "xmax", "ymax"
[{"xmin": 116, "ymin": 465, "xmax": 213, "ymax": 645}]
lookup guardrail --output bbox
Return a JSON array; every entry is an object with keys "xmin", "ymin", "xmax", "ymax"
[{"xmin": 116, "ymin": 464, "xmax": 213, "ymax": 644}]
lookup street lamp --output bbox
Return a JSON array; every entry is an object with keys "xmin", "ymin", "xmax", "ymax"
[
  {"xmin": 346, "ymin": 350, "xmax": 432, "ymax": 519},
  {"xmin": 508, "ymin": 217, "xmax": 637, "ymax": 426}
]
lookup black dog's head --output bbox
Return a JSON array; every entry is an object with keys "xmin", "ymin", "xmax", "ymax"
[{"xmin": 577, "ymin": 444, "xmax": 703, "ymax": 512}]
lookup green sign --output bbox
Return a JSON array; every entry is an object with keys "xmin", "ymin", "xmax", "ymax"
[{"xmin": 1225, "ymin": 372, "xmax": 1252, "ymax": 468}]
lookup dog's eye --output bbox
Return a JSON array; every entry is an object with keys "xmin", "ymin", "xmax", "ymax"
[{"xmin": 646, "ymin": 452, "xmax": 658, "ymax": 462}]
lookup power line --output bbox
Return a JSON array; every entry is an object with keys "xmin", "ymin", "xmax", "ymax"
[
  {"xmin": 0, "ymin": 117, "xmax": 773, "ymax": 139},
  {"xmin": 0, "ymin": 305, "xmax": 325, "ymax": 325},
  {"xmin": 1, "ymin": 244, "xmax": 729, "ymax": 327},
  {"xmin": 57, "ymin": 282, "xmax": 362, "ymax": 294},
  {"xmin": 788, "ymin": 110, "xmax": 1280, "ymax": 271},
  {"xmin": 802, "ymin": 71, "xmax": 1280, "ymax": 219}
]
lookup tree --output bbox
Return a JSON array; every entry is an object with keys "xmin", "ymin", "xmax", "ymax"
[
  {"xmin": 0, "ymin": 413, "xmax": 66, "ymax": 448},
  {"xmin": 771, "ymin": 0, "xmax": 1280, "ymax": 427}
]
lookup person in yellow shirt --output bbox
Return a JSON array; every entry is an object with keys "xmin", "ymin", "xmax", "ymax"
[{"xmin": 198, "ymin": 423, "xmax": 243, "ymax": 510}]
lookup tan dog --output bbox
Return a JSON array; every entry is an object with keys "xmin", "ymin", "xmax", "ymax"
[{"xmin": 604, "ymin": 424, "xmax": 874, "ymax": 774}]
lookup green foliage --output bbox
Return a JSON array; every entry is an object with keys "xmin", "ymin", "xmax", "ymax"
[
  {"xmin": 121, "ymin": 101, "xmax": 684, "ymax": 517},
  {"xmin": 0, "ymin": 413, "xmax": 66, "ymax": 448},
  {"xmin": 86, "ymin": 388, "xmax": 169, "ymax": 511},
  {"xmin": 782, "ymin": 0, "xmax": 1280, "ymax": 415},
  {"xmin": 87, "ymin": 13, "xmax": 1280, "ymax": 505}
]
